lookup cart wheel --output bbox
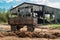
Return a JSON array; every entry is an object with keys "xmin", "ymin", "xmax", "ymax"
[
  {"xmin": 11, "ymin": 25, "xmax": 17, "ymax": 32},
  {"xmin": 27, "ymin": 25, "xmax": 35, "ymax": 32},
  {"xmin": 16, "ymin": 25, "xmax": 21, "ymax": 31}
]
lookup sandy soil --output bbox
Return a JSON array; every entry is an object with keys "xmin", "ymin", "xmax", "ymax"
[
  {"xmin": 0, "ymin": 36, "xmax": 60, "ymax": 40},
  {"xmin": 0, "ymin": 24, "xmax": 60, "ymax": 33}
]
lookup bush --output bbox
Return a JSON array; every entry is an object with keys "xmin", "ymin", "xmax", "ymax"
[{"xmin": 0, "ymin": 11, "xmax": 10, "ymax": 23}]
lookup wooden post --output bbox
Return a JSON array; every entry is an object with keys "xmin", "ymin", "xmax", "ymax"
[
  {"xmin": 55, "ymin": 14, "xmax": 58, "ymax": 24},
  {"xmin": 31, "ymin": 7, "xmax": 34, "ymax": 25},
  {"xmin": 54, "ymin": 10, "xmax": 58, "ymax": 24},
  {"xmin": 50, "ymin": 13, "xmax": 53, "ymax": 23},
  {"xmin": 42, "ymin": 6, "xmax": 45, "ymax": 24},
  {"xmin": 11, "ymin": 25, "xmax": 17, "ymax": 32},
  {"xmin": 43, "ymin": 11, "xmax": 45, "ymax": 24}
]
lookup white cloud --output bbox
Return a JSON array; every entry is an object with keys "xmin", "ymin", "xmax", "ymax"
[
  {"xmin": 47, "ymin": 2, "xmax": 60, "ymax": 9},
  {"xmin": 30, "ymin": 0, "xmax": 60, "ymax": 9},
  {"xmin": 5, "ymin": 0, "xmax": 13, "ymax": 3},
  {"xmin": 13, "ymin": 5, "xmax": 17, "ymax": 7},
  {"xmin": 31, "ymin": 0, "xmax": 48, "ymax": 4},
  {"xmin": 5, "ymin": 0, "xmax": 21, "ymax": 3}
]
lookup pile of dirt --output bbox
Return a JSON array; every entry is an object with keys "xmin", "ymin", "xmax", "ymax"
[
  {"xmin": 15, "ymin": 31, "xmax": 33, "ymax": 37},
  {"xmin": 0, "ymin": 31, "xmax": 60, "ymax": 39},
  {"xmin": 0, "ymin": 32, "xmax": 4, "ymax": 37},
  {"xmin": 15, "ymin": 31, "xmax": 57, "ymax": 39},
  {"xmin": 3, "ymin": 32, "xmax": 17, "ymax": 36},
  {"xmin": 0, "ymin": 32, "xmax": 17, "ymax": 38},
  {"xmin": 52, "ymin": 32, "xmax": 60, "ymax": 37}
]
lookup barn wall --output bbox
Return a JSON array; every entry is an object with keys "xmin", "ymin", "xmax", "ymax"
[
  {"xmin": 44, "ymin": 6, "xmax": 54, "ymax": 13},
  {"xmin": 55, "ymin": 9, "xmax": 60, "ymax": 19},
  {"xmin": 10, "ymin": 8, "xmax": 17, "ymax": 14},
  {"xmin": 44, "ymin": 6, "xmax": 60, "ymax": 23},
  {"xmin": 45, "ymin": 6, "xmax": 60, "ymax": 19},
  {"xmin": 17, "ymin": 4, "xmax": 43, "ymax": 11},
  {"xmin": 10, "ymin": 3, "xmax": 43, "ymax": 14}
]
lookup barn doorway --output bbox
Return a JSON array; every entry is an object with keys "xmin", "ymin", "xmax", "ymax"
[
  {"xmin": 34, "ymin": 11, "xmax": 52, "ymax": 24},
  {"xmin": 34, "ymin": 11, "xmax": 43, "ymax": 24}
]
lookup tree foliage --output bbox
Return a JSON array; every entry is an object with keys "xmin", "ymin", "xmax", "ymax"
[{"xmin": 0, "ymin": 11, "xmax": 10, "ymax": 23}]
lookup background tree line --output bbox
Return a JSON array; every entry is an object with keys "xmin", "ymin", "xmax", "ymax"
[{"xmin": 0, "ymin": 11, "xmax": 10, "ymax": 23}]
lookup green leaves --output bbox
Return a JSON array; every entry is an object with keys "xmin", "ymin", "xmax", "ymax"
[{"xmin": 0, "ymin": 11, "xmax": 10, "ymax": 23}]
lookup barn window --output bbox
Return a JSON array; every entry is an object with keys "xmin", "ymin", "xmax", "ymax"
[{"xmin": 18, "ymin": 8, "xmax": 20, "ymax": 12}]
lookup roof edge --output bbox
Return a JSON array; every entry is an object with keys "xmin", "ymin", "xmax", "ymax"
[{"xmin": 10, "ymin": 2, "xmax": 60, "ymax": 11}]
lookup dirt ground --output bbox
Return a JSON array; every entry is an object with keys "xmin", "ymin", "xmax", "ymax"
[
  {"xmin": 0, "ymin": 36, "xmax": 60, "ymax": 40},
  {"xmin": 0, "ymin": 24, "xmax": 60, "ymax": 40}
]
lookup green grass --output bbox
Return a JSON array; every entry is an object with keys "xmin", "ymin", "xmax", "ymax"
[{"xmin": 46, "ymin": 24, "xmax": 60, "ymax": 28}]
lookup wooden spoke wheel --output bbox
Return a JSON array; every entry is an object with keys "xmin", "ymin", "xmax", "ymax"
[
  {"xmin": 16, "ymin": 25, "xmax": 21, "ymax": 31},
  {"xmin": 11, "ymin": 25, "xmax": 17, "ymax": 32}
]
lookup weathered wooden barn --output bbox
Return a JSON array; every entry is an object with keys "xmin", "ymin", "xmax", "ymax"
[{"xmin": 10, "ymin": 2, "xmax": 60, "ymax": 24}]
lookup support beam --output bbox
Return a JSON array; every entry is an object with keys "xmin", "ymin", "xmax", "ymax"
[
  {"xmin": 50, "ymin": 13, "xmax": 53, "ymax": 23},
  {"xmin": 43, "ymin": 11, "xmax": 45, "ymax": 24},
  {"xmin": 42, "ymin": 6, "xmax": 45, "ymax": 24},
  {"xmin": 54, "ymin": 10, "xmax": 58, "ymax": 24}
]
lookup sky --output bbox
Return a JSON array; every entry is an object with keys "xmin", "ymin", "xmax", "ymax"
[{"xmin": 0, "ymin": 0, "xmax": 60, "ymax": 11}]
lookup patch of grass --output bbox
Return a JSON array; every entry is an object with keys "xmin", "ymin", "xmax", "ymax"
[{"xmin": 46, "ymin": 24, "xmax": 60, "ymax": 28}]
